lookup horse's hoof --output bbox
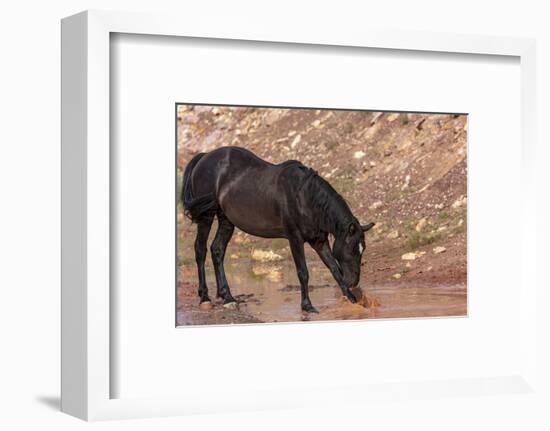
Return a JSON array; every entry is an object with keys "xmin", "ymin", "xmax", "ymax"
[
  {"xmin": 344, "ymin": 293, "xmax": 357, "ymax": 304},
  {"xmin": 199, "ymin": 301, "xmax": 213, "ymax": 310},
  {"xmin": 223, "ymin": 301, "xmax": 238, "ymax": 309},
  {"xmin": 302, "ymin": 304, "xmax": 319, "ymax": 314}
]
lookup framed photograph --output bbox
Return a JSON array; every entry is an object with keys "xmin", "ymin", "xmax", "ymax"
[{"xmin": 61, "ymin": 10, "xmax": 540, "ymax": 421}]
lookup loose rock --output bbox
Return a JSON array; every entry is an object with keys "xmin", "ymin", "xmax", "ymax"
[
  {"xmin": 415, "ymin": 218, "xmax": 427, "ymax": 232},
  {"xmin": 251, "ymin": 249, "xmax": 284, "ymax": 262},
  {"xmin": 290, "ymin": 134, "xmax": 301, "ymax": 149},
  {"xmin": 369, "ymin": 201, "xmax": 383, "ymax": 210},
  {"xmin": 401, "ymin": 251, "xmax": 426, "ymax": 261},
  {"xmin": 402, "ymin": 174, "xmax": 411, "ymax": 190},
  {"xmin": 387, "ymin": 230, "xmax": 399, "ymax": 239},
  {"xmin": 387, "ymin": 112, "xmax": 399, "ymax": 122},
  {"xmin": 452, "ymin": 196, "xmax": 467, "ymax": 209}
]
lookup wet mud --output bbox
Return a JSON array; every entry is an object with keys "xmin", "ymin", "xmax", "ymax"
[{"xmin": 176, "ymin": 258, "xmax": 466, "ymax": 326}]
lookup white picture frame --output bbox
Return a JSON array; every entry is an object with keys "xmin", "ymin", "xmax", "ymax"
[{"xmin": 61, "ymin": 9, "xmax": 540, "ymax": 421}]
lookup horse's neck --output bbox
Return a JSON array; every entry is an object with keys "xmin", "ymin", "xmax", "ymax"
[
  {"xmin": 317, "ymin": 188, "xmax": 353, "ymax": 236},
  {"xmin": 322, "ymin": 213, "xmax": 350, "ymax": 238},
  {"xmin": 300, "ymin": 171, "xmax": 353, "ymax": 235}
]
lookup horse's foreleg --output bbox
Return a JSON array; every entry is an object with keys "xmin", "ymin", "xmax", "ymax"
[
  {"xmin": 311, "ymin": 240, "xmax": 357, "ymax": 303},
  {"xmin": 288, "ymin": 235, "xmax": 318, "ymax": 313},
  {"xmin": 211, "ymin": 214, "xmax": 236, "ymax": 306},
  {"xmin": 194, "ymin": 215, "xmax": 214, "ymax": 304}
]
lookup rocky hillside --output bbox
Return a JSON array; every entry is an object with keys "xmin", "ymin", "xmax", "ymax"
[{"xmin": 177, "ymin": 105, "xmax": 467, "ymax": 287}]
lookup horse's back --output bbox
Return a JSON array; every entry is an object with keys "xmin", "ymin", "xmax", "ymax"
[
  {"xmin": 187, "ymin": 146, "xmax": 310, "ymax": 237},
  {"xmin": 190, "ymin": 147, "xmax": 266, "ymax": 191}
]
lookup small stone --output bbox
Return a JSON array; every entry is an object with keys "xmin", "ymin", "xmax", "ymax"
[
  {"xmin": 458, "ymin": 219, "xmax": 464, "ymax": 227},
  {"xmin": 401, "ymin": 251, "xmax": 426, "ymax": 261},
  {"xmin": 370, "ymin": 112, "xmax": 383, "ymax": 125},
  {"xmin": 251, "ymin": 249, "xmax": 284, "ymax": 262},
  {"xmin": 433, "ymin": 246, "xmax": 447, "ymax": 254},
  {"xmin": 230, "ymin": 254, "xmax": 239, "ymax": 259},
  {"xmin": 415, "ymin": 218, "xmax": 427, "ymax": 232},
  {"xmin": 392, "ymin": 273, "xmax": 402, "ymax": 279},
  {"xmin": 401, "ymin": 174, "xmax": 411, "ymax": 190},
  {"xmin": 452, "ymin": 196, "xmax": 467, "ymax": 209},
  {"xmin": 290, "ymin": 134, "xmax": 301, "ymax": 149},
  {"xmin": 369, "ymin": 201, "xmax": 383, "ymax": 210},
  {"xmin": 212, "ymin": 107, "xmax": 220, "ymax": 115},
  {"xmin": 387, "ymin": 230, "xmax": 399, "ymax": 239},
  {"xmin": 353, "ymin": 150, "xmax": 366, "ymax": 159},
  {"xmin": 387, "ymin": 112, "xmax": 400, "ymax": 122},
  {"xmin": 311, "ymin": 119, "xmax": 321, "ymax": 128}
]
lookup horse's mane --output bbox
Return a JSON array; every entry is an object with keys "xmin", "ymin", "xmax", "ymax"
[{"xmin": 300, "ymin": 167, "xmax": 354, "ymax": 235}]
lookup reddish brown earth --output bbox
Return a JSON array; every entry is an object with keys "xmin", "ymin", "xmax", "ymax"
[{"xmin": 176, "ymin": 105, "xmax": 467, "ymax": 325}]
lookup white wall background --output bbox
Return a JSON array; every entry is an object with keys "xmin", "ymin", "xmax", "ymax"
[{"xmin": 0, "ymin": 1, "xmax": 548, "ymax": 430}]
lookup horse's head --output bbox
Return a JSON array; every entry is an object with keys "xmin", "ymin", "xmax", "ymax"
[{"xmin": 333, "ymin": 220, "xmax": 375, "ymax": 288}]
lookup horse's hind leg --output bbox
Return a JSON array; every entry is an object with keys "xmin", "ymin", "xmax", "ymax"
[
  {"xmin": 194, "ymin": 214, "xmax": 214, "ymax": 304},
  {"xmin": 210, "ymin": 213, "xmax": 236, "ymax": 306}
]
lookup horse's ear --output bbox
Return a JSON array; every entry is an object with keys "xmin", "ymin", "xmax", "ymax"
[
  {"xmin": 361, "ymin": 222, "xmax": 375, "ymax": 232},
  {"xmin": 348, "ymin": 223, "xmax": 357, "ymax": 236}
]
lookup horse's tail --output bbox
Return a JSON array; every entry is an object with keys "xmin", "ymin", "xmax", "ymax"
[{"xmin": 181, "ymin": 153, "xmax": 217, "ymax": 223}]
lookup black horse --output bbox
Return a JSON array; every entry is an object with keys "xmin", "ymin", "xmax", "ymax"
[{"xmin": 181, "ymin": 146, "xmax": 375, "ymax": 313}]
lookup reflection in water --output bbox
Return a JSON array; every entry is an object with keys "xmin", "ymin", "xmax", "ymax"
[{"xmin": 176, "ymin": 258, "xmax": 467, "ymax": 326}]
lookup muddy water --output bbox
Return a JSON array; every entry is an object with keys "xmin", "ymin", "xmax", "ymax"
[{"xmin": 176, "ymin": 258, "xmax": 466, "ymax": 326}]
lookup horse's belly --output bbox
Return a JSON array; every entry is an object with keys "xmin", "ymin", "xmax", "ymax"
[
  {"xmin": 216, "ymin": 160, "xmax": 287, "ymax": 238},
  {"xmin": 235, "ymin": 224, "xmax": 286, "ymax": 239},
  {"xmin": 222, "ymin": 205, "xmax": 286, "ymax": 238},
  {"xmin": 219, "ymin": 187, "xmax": 286, "ymax": 239}
]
